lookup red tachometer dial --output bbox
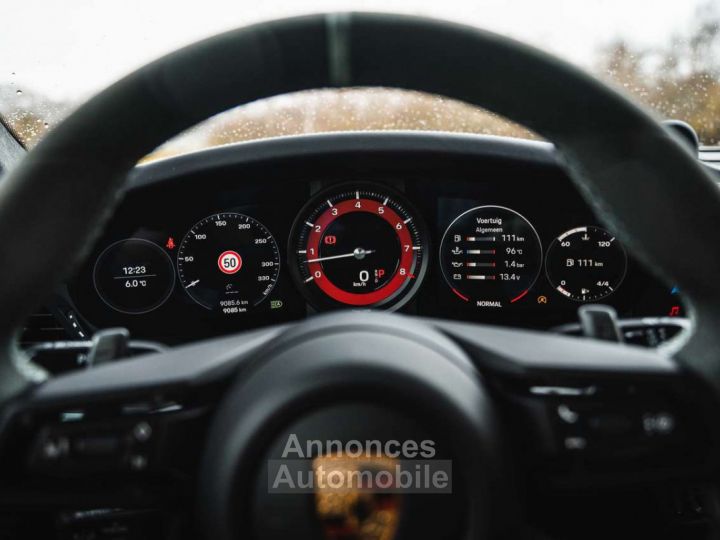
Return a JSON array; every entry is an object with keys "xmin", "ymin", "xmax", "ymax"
[{"xmin": 289, "ymin": 186, "xmax": 428, "ymax": 310}]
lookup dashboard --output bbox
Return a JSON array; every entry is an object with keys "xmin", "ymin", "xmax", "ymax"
[{"xmin": 63, "ymin": 132, "xmax": 685, "ymax": 345}]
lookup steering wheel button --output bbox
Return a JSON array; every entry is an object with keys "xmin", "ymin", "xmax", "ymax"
[
  {"xmin": 132, "ymin": 422, "xmax": 153, "ymax": 443},
  {"xmin": 41, "ymin": 437, "xmax": 70, "ymax": 460},
  {"xmin": 642, "ymin": 412, "xmax": 676, "ymax": 436},
  {"xmin": 74, "ymin": 435, "xmax": 121, "ymax": 457},
  {"xmin": 557, "ymin": 404, "xmax": 580, "ymax": 424},
  {"xmin": 587, "ymin": 413, "xmax": 634, "ymax": 435},
  {"xmin": 129, "ymin": 454, "xmax": 148, "ymax": 471},
  {"xmin": 563, "ymin": 436, "xmax": 587, "ymax": 451}
]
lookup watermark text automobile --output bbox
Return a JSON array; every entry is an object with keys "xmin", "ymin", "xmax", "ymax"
[{"xmin": 268, "ymin": 435, "xmax": 452, "ymax": 494}]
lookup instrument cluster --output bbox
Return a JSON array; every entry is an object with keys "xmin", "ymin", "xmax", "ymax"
[
  {"xmin": 87, "ymin": 186, "xmax": 633, "ymax": 318},
  {"xmin": 67, "ymin": 136, "xmax": 683, "ymax": 344}
]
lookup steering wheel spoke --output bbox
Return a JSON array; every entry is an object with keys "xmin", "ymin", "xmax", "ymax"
[
  {"xmin": 0, "ymin": 326, "xmax": 282, "ymax": 508},
  {"xmin": 435, "ymin": 320, "xmax": 720, "ymax": 487}
]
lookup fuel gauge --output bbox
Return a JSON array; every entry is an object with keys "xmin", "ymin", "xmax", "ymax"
[{"xmin": 545, "ymin": 226, "xmax": 627, "ymax": 302}]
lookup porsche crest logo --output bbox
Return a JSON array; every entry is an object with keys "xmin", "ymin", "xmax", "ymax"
[{"xmin": 312, "ymin": 454, "xmax": 402, "ymax": 540}]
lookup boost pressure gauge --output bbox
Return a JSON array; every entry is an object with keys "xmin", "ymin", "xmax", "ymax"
[
  {"xmin": 289, "ymin": 185, "xmax": 428, "ymax": 310},
  {"xmin": 545, "ymin": 225, "xmax": 627, "ymax": 302}
]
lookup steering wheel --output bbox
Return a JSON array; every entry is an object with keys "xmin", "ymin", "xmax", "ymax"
[{"xmin": 1, "ymin": 13, "xmax": 719, "ymax": 540}]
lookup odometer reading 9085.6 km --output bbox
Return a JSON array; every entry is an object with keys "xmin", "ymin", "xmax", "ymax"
[
  {"xmin": 439, "ymin": 206, "xmax": 542, "ymax": 308},
  {"xmin": 177, "ymin": 213, "xmax": 280, "ymax": 315}
]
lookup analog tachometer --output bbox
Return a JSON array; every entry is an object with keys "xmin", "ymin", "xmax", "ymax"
[{"xmin": 289, "ymin": 185, "xmax": 428, "ymax": 310}]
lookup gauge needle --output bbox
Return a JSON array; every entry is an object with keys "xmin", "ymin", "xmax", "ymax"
[
  {"xmin": 307, "ymin": 248, "xmax": 375, "ymax": 263},
  {"xmin": 186, "ymin": 279, "xmax": 200, "ymax": 288}
]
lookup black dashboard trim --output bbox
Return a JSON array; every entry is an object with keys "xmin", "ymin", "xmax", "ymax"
[{"xmin": 129, "ymin": 132, "xmax": 559, "ymax": 190}]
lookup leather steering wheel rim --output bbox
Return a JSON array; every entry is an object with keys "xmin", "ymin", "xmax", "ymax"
[{"xmin": 1, "ymin": 14, "xmax": 719, "ymax": 402}]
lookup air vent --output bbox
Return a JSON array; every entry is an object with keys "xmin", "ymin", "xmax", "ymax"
[{"xmin": 19, "ymin": 308, "xmax": 70, "ymax": 348}]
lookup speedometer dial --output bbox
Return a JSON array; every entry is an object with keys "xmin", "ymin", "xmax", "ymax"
[
  {"xmin": 289, "ymin": 185, "xmax": 428, "ymax": 310},
  {"xmin": 545, "ymin": 225, "xmax": 627, "ymax": 301},
  {"xmin": 177, "ymin": 213, "xmax": 280, "ymax": 314}
]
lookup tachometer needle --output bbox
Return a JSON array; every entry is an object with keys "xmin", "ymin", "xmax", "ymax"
[
  {"xmin": 186, "ymin": 279, "xmax": 201, "ymax": 288},
  {"xmin": 307, "ymin": 248, "xmax": 375, "ymax": 263}
]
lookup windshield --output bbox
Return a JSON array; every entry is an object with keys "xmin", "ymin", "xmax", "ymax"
[{"xmin": 2, "ymin": 0, "xmax": 718, "ymax": 159}]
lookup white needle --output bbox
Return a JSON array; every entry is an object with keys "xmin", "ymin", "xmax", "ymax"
[
  {"xmin": 307, "ymin": 248, "xmax": 375, "ymax": 263},
  {"xmin": 186, "ymin": 279, "xmax": 200, "ymax": 288}
]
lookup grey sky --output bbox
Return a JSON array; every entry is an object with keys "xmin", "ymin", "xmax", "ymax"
[{"xmin": 0, "ymin": 0, "xmax": 709, "ymax": 101}]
